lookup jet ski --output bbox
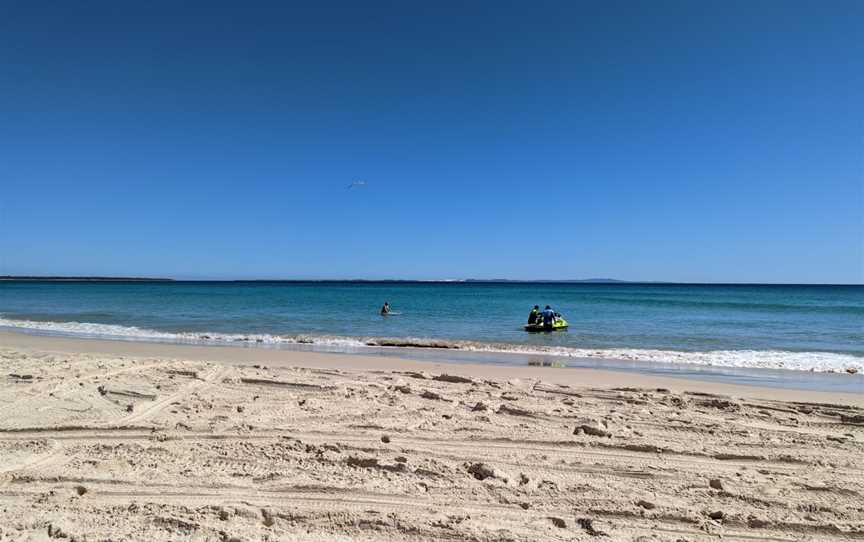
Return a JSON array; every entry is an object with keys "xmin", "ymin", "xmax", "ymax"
[{"xmin": 524, "ymin": 318, "xmax": 569, "ymax": 332}]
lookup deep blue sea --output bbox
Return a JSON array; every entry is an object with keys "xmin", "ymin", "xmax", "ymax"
[{"xmin": 1, "ymin": 281, "xmax": 862, "ymax": 374}]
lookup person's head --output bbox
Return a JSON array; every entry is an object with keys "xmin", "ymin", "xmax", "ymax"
[
  {"xmin": 533, "ymin": 305, "xmax": 539, "ymax": 310},
  {"xmin": 545, "ymin": 305, "xmax": 551, "ymax": 310}
]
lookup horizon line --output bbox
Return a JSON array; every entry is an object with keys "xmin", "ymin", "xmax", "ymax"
[{"xmin": 1, "ymin": 276, "xmax": 861, "ymax": 286}]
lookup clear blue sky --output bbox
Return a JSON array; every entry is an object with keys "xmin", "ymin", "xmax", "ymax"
[{"xmin": 1, "ymin": 1, "xmax": 862, "ymax": 283}]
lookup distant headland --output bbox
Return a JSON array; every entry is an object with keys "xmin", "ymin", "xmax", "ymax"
[
  {"xmin": 0, "ymin": 276, "xmax": 175, "ymax": 282},
  {"xmin": 464, "ymin": 278, "xmax": 628, "ymax": 284},
  {"xmin": 0, "ymin": 276, "xmax": 629, "ymax": 283}
]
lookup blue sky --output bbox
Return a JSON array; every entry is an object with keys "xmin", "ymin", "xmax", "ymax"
[{"xmin": 1, "ymin": 1, "xmax": 861, "ymax": 283}]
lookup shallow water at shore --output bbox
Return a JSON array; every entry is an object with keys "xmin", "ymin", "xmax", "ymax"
[
  {"xmin": 1, "ymin": 281, "xmax": 861, "ymax": 375},
  {"xmin": 3, "ymin": 327, "xmax": 863, "ymax": 395}
]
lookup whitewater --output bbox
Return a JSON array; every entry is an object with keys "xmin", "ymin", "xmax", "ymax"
[{"xmin": 2, "ymin": 315, "xmax": 861, "ymax": 374}]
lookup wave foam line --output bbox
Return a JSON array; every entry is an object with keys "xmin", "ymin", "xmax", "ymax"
[{"xmin": 0, "ymin": 316, "xmax": 861, "ymax": 374}]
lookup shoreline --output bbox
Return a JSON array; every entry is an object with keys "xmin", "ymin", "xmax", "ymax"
[
  {"xmin": 2, "ymin": 329, "xmax": 863, "ymax": 540},
  {"xmin": 1, "ymin": 312, "xmax": 861, "ymax": 377},
  {"xmin": 2, "ymin": 330, "xmax": 862, "ymax": 405}
]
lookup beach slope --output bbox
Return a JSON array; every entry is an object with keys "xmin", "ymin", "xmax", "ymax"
[{"xmin": 0, "ymin": 341, "xmax": 863, "ymax": 540}]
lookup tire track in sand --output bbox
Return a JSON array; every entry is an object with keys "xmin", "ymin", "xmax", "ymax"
[
  {"xmin": 109, "ymin": 366, "xmax": 230, "ymax": 427},
  {"xmin": 0, "ymin": 481, "xmax": 833, "ymax": 541}
]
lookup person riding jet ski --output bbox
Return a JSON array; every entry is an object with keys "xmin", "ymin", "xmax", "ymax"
[{"xmin": 527, "ymin": 305, "xmax": 541, "ymax": 325}]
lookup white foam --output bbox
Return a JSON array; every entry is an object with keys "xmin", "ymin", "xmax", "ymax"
[
  {"xmin": 0, "ymin": 316, "xmax": 368, "ymax": 348},
  {"xmin": 460, "ymin": 342, "xmax": 863, "ymax": 374},
  {"xmin": 0, "ymin": 316, "xmax": 860, "ymax": 374}
]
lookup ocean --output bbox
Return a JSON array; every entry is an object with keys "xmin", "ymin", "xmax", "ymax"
[{"xmin": 1, "ymin": 281, "xmax": 862, "ymax": 376}]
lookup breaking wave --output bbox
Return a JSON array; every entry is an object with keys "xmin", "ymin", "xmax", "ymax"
[{"xmin": 0, "ymin": 315, "xmax": 861, "ymax": 374}]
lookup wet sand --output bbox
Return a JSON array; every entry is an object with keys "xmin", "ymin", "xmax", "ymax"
[{"xmin": 1, "ymin": 332, "xmax": 863, "ymax": 540}]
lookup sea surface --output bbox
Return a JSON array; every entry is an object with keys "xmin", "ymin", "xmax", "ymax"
[{"xmin": 0, "ymin": 281, "xmax": 862, "ymax": 375}]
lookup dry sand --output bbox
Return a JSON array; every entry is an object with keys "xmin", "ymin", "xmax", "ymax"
[{"xmin": 1, "ymin": 333, "xmax": 863, "ymax": 541}]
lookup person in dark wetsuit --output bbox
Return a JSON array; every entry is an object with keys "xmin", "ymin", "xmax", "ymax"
[
  {"xmin": 380, "ymin": 302, "xmax": 391, "ymax": 315},
  {"xmin": 527, "ymin": 305, "xmax": 540, "ymax": 325},
  {"xmin": 541, "ymin": 305, "xmax": 556, "ymax": 330}
]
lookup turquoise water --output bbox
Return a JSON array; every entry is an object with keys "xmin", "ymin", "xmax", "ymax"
[{"xmin": 0, "ymin": 281, "xmax": 862, "ymax": 373}]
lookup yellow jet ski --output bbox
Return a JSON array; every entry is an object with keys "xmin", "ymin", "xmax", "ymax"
[{"xmin": 524, "ymin": 318, "xmax": 569, "ymax": 332}]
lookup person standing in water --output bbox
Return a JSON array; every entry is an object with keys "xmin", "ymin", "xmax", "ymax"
[
  {"xmin": 527, "ymin": 305, "xmax": 540, "ymax": 325},
  {"xmin": 541, "ymin": 305, "xmax": 556, "ymax": 330},
  {"xmin": 380, "ymin": 302, "xmax": 391, "ymax": 315}
]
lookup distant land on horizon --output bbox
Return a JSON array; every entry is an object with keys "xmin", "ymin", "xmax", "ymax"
[
  {"xmin": 0, "ymin": 276, "xmax": 860, "ymax": 285},
  {"xmin": 0, "ymin": 276, "xmax": 176, "ymax": 282},
  {"xmin": 0, "ymin": 276, "xmax": 626, "ymax": 283},
  {"xmin": 464, "ymin": 278, "xmax": 627, "ymax": 284}
]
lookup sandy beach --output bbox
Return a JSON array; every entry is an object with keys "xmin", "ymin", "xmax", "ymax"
[{"xmin": 1, "ymin": 332, "xmax": 863, "ymax": 541}]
